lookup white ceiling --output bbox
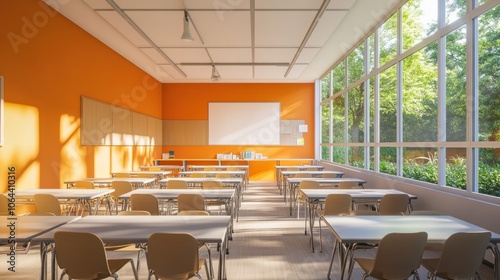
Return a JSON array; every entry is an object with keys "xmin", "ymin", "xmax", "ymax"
[{"xmin": 43, "ymin": 0, "xmax": 399, "ymax": 83}]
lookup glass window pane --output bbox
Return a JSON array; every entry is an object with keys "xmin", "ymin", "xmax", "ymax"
[
  {"xmin": 321, "ymin": 71, "xmax": 331, "ymax": 101},
  {"xmin": 402, "ymin": 0, "xmax": 438, "ymax": 52},
  {"xmin": 321, "ymin": 102, "xmax": 331, "ymax": 144},
  {"xmin": 369, "ymin": 78, "xmax": 374, "ymax": 143},
  {"xmin": 332, "ymin": 95, "xmax": 345, "ymax": 143},
  {"xmin": 321, "ymin": 146, "xmax": 331, "ymax": 161},
  {"xmin": 348, "ymin": 146, "xmax": 364, "ymax": 168},
  {"xmin": 333, "ymin": 146, "xmax": 346, "ymax": 164},
  {"xmin": 478, "ymin": 5, "xmax": 500, "ymax": 142},
  {"xmin": 369, "ymin": 147, "xmax": 375, "ymax": 171},
  {"xmin": 446, "ymin": 26, "xmax": 467, "ymax": 141},
  {"xmin": 446, "ymin": 0, "xmax": 466, "ymax": 25},
  {"xmin": 348, "ymin": 88, "xmax": 364, "ymax": 144},
  {"xmin": 402, "ymin": 148, "xmax": 438, "ymax": 183},
  {"xmin": 445, "ymin": 148, "xmax": 466, "ymax": 190},
  {"xmin": 348, "ymin": 43, "xmax": 364, "ymax": 86},
  {"xmin": 380, "ymin": 147, "xmax": 397, "ymax": 175},
  {"xmin": 332, "ymin": 61, "xmax": 346, "ymax": 94},
  {"xmin": 368, "ymin": 34, "xmax": 375, "ymax": 73},
  {"xmin": 402, "ymin": 42, "xmax": 438, "ymax": 142},
  {"xmin": 478, "ymin": 148, "xmax": 500, "ymax": 197},
  {"xmin": 379, "ymin": 12, "xmax": 398, "ymax": 66},
  {"xmin": 379, "ymin": 65, "xmax": 397, "ymax": 142}
]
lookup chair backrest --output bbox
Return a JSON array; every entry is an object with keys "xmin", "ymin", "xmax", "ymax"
[
  {"xmin": 117, "ymin": 210, "xmax": 151, "ymax": 216},
  {"xmin": 147, "ymin": 232, "xmax": 200, "ymax": 279},
  {"xmin": 369, "ymin": 231, "xmax": 428, "ymax": 279},
  {"xmin": 136, "ymin": 173, "xmax": 156, "ymax": 178},
  {"xmin": 130, "ymin": 194, "xmax": 159, "ymax": 215},
  {"xmin": 178, "ymin": 194, "xmax": 205, "ymax": 213},
  {"xmin": 74, "ymin": 180, "xmax": 95, "ymax": 189},
  {"xmin": 0, "ymin": 195, "xmax": 10, "ymax": 215},
  {"xmin": 203, "ymin": 180, "xmax": 223, "ymax": 189},
  {"xmin": 297, "ymin": 180, "xmax": 320, "ymax": 201},
  {"xmin": 148, "ymin": 167, "xmax": 161, "ymax": 171},
  {"xmin": 337, "ymin": 181, "xmax": 358, "ymax": 189},
  {"xmin": 433, "ymin": 231, "xmax": 492, "ymax": 279},
  {"xmin": 177, "ymin": 210, "xmax": 210, "ymax": 216},
  {"xmin": 215, "ymin": 173, "xmax": 231, "ymax": 178},
  {"xmin": 34, "ymin": 194, "xmax": 62, "ymax": 216},
  {"xmin": 294, "ymin": 173, "xmax": 312, "ymax": 178},
  {"xmin": 166, "ymin": 179, "xmax": 188, "ymax": 189},
  {"xmin": 323, "ymin": 194, "xmax": 352, "ymax": 215},
  {"xmin": 204, "ymin": 167, "xmax": 216, "ymax": 171},
  {"xmin": 54, "ymin": 231, "xmax": 111, "ymax": 279},
  {"xmin": 349, "ymin": 209, "xmax": 380, "ymax": 216},
  {"xmin": 189, "ymin": 173, "xmax": 206, "ymax": 178},
  {"xmin": 110, "ymin": 181, "xmax": 134, "ymax": 200},
  {"xmin": 227, "ymin": 167, "xmax": 239, "ymax": 171},
  {"xmin": 114, "ymin": 173, "xmax": 131, "ymax": 178},
  {"xmin": 378, "ymin": 193, "xmax": 410, "ymax": 215}
]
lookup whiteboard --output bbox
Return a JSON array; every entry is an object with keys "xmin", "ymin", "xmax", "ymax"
[{"xmin": 209, "ymin": 102, "xmax": 280, "ymax": 145}]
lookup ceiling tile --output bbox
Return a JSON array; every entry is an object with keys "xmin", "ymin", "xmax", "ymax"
[
  {"xmin": 185, "ymin": 0, "xmax": 250, "ymax": 10},
  {"xmin": 254, "ymin": 11, "xmax": 316, "ymax": 47},
  {"xmin": 217, "ymin": 66, "xmax": 253, "ymax": 80},
  {"xmin": 189, "ymin": 10, "xmax": 251, "ymax": 47},
  {"xmin": 286, "ymin": 64, "xmax": 308, "ymax": 79},
  {"xmin": 254, "ymin": 65, "xmax": 288, "ymax": 79},
  {"xmin": 161, "ymin": 48, "xmax": 211, "ymax": 64},
  {"xmin": 114, "ymin": 0, "xmax": 184, "ymax": 9},
  {"xmin": 97, "ymin": 11, "xmax": 150, "ymax": 47},
  {"xmin": 307, "ymin": 10, "xmax": 348, "ymax": 47},
  {"xmin": 255, "ymin": 0, "xmax": 324, "ymax": 10},
  {"xmin": 296, "ymin": 48, "xmax": 321, "ymax": 64},
  {"xmin": 140, "ymin": 48, "xmax": 170, "ymax": 64},
  {"xmin": 160, "ymin": 65, "xmax": 187, "ymax": 80},
  {"xmin": 254, "ymin": 48, "xmax": 296, "ymax": 63},
  {"xmin": 208, "ymin": 48, "xmax": 252, "ymax": 63},
  {"xmin": 83, "ymin": 0, "xmax": 113, "ymax": 9}
]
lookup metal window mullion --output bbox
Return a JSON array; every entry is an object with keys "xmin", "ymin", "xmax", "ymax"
[
  {"xmin": 438, "ymin": 0, "xmax": 447, "ymax": 187},
  {"xmin": 364, "ymin": 38, "xmax": 370, "ymax": 170},
  {"xmin": 344, "ymin": 59, "xmax": 349, "ymax": 165},
  {"xmin": 396, "ymin": 7, "xmax": 403, "ymax": 177},
  {"xmin": 374, "ymin": 28, "xmax": 380, "ymax": 173},
  {"xmin": 468, "ymin": 0, "xmax": 479, "ymax": 193}
]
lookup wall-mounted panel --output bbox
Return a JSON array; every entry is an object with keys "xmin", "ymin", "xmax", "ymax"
[
  {"xmin": 81, "ymin": 97, "xmax": 113, "ymax": 145},
  {"xmin": 163, "ymin": 120, "xmax": 208, "ymax": 145}
]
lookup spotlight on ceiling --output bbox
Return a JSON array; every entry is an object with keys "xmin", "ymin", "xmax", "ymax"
[
  {"xmin": 211, "ymin": 65, "xmax": 221, "ymax": 81},
  {"xmin": 181, "ymin": 10, "xmax": 194, "ymax": 42}
]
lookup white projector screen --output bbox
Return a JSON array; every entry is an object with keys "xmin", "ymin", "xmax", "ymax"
[{"xmin": 209, "ymin": 102, "xmax": 280, "ymax": 145}]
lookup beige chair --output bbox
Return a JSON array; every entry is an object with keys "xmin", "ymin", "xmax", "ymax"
[
  {"xmin": 130, "ymin": 194, "xmax": 159, "ymax": 215},
  {"xmin": 148, "ymin": 167, "xmax": 161, "ymax": 171},
  {"xmin": 202, "ymin": 180, "xmax": 227, "ymax": 214},
  {"xmin": 0, "ymin": 195, "xmax": 11, "ymax": 215},
  {"xmin": 317, "ymin": 194, "xmax": 352, "ymax": 253},
  {"xmin": 177, "ymin": 194, "xmax": 206, "ymax": 215},
  {"xmin": 33, "ymin": 194, "xmax": 66, "ymax": 216},
  {"xmin": 176, "ymin": 209, "xmax": 213, "ymax": 278},
  {"xmin": 54, "ymin": 231, "xmax": 138, "ymax": 280},
  {"xmin": 296, "ymin": 180, "xmax": 320, "ymax": 235},
  {"xmin": 377, "ymin": 193, "xmax": 410, "ymax": 215},
  {"xmin": 337, "ymin": 181, "xmax": 358, "ymax": 189},
  {"xmin": 347, "ymin": 231, "xmax": 428, "ymax": 280},
  {"xmin": 204, "ymin": 167, "xmax": 216, "ymax": 171},
  {"xmin": 106, "ymin": 210, "xmax": 151, "ymax": 273},
  {"xmin": 146, "ymin": 232, "xmax": 209, "ymax": 280},
  {"xmin": 166, "ymin": 179, "xmax": 189, "ymax": 189},
  {"xmin": 110, "ymin": 181, "xmax": 134, "ymax": 214},
  {"xmin": 421, "ymin": 231, "xmax": 492, "ymax": 280},
  {"xmin": 74, "ymin": 180, "xmax": 95, "ymax": 189}
]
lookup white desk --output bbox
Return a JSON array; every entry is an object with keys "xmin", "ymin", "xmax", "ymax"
[
  {"xmin": 139, "ymin": 165, "xmax": 185, "ymax": 172},
  {"xmin": 34, "ymin": 215, "xmax": 231, "ymax": 280},
  {"xmin": 274, "ymin": 166, "xmax": 326, "ymax": 192},
  {"xmin": 158, "ymin": 177, "xmax": 243, "ymax": 220},
  {"xmin": 119, "ymin": 188, "xmax": 237, "ymax": 232},
  {"xmin": 188, "ymin": 165, "xmax": 250, "ymax": 187},
  {"xmin": 5, "ymin": 189, "xmax": 114, "ymax": 215},
  {"xmin": 110, "ymin": 170, "xmax": 172, "ymax": 180},
  {"xmin": 300, "ymin": 188, "xmax": 417, "ymax": 252},
  {"xmin": 286, "ymin": 177, "xmax": 368, "ymax": 215},
  {"xmin": 0, "ymin": 216, "xmax": 81, "ymax": 279},
  {"xmin": 64, "ymin": 177, "xmax": 156, "ymax": 189},
  {"xmin": 323, "ymin": 215, "xmax": 500, "ymax": 280}
]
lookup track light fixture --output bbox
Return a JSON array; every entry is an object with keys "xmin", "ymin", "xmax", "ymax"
[
  {"xmin": 181, "ymin": 9, "xmax": 194, "ymax": 42},
  {"xmin": 211, "ymin": 65, "xmax": 221, "ymax": 81}
]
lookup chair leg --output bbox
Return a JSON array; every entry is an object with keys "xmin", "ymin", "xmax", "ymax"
[
  {"xmin": 129, "ymin": 259, "xmax": 139, "ymax": 280},
  {"xmin": 319, "ymin": 218, "xmax": 323, "ymax": 253}
]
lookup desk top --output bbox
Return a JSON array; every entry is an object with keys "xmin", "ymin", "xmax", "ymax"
[
  {"xmin": 287, "ymin": 177, "xmax": 366, "ymax": 185},
  {"xmin": 323, "ymin": 215, "xmax": 500, "ymax": 244},
  {"xmin": 188, "ymin": 165, "xmax": 249, "ymax": 170},
  {"xmin": 180, "ymin": 171, "xmax": 246, "ymax": 176},
  {"xmin": 301, "ymin": 188, "xmax": 417, "ymax": 200},
  {"xmin": 281, "ymin": 170, "xmax": 345, "ymax": 176},
  {"xmin": 0, "ymin": 216, "xmax": 80, "ymax": 242},
  {"xmin": 139, "ymin": 165, "xmax": 185, "ymax": 170},
  {"xmin": 33, "ymin": 215, "xmax": 231, "ymax": 244},
  {"xmin": 158, "ymin": 177, "xmax": 243, "ymax": 184},
  {"xmin": 4, "ymin": 189, "xmax": 114, "ymax": 200},
  {"xmin": 119, "ymin": 188, "xmax": 235, "ymax": 199},
  {"xmin": 275, "ymin": 165, "xmax": 325, "ymax": 170},
  {"xmin": 64, "ymin": 177, "xmax": 156, "ymax": 186},
  {"xmin": 111, "ymin": 171, "xmax": 171, "ymax": 176}
]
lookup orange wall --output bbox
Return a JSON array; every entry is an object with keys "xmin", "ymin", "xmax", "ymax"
[
  {"xmin": 0, "ymin": 0, "xmax": 163, "ymax": 198},
  {"xmin": 162, "ymin": 83, "xmax": 315, "ymax": 180}
]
